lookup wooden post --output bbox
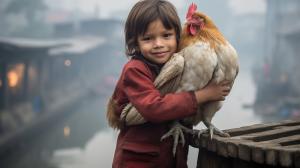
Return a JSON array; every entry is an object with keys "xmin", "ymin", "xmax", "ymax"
[
  {"xmin": 0, "ymin": 62, "xmax": 5, "ymax": 109},
  {"xmin": 22, "ymin": 60, "xmax": 29, "ymax": 100},
  {"xmin": 1, "ymin": 63, "xmax": 8, "ymax": 109}
]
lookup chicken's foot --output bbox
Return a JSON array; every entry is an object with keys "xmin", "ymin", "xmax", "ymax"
[
  {"xmin": 161, "ymin": 121, "xmax": 196, "ymax": 156},
  {"xmin": 203, "ymin": 120, "xmax": 230, "ymax": 139}
]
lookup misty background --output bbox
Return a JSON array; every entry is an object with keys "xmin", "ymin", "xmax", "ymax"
[{"xmin": 1, "ymin": 0, "xmax": 300, "ymax": 167}]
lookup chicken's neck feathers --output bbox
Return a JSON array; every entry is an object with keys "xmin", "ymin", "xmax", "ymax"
[{"xmin": 179, "ymin": 26, "xmax": 227, "ymax": 51}]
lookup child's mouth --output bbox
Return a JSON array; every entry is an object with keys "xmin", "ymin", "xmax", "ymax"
[{"xmin": 152, "ymin": 51, "xmax": 168, "ymax": 57}]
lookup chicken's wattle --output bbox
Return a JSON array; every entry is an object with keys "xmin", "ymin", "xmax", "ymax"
[{"xmin": 188, "ymin": 24, "xmax": 197, "ymax": 36}]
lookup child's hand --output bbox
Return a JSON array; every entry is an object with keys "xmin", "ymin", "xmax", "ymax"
[{"xmin": 194, "ymin": 80, "xmax": 231, "ymax": 104}]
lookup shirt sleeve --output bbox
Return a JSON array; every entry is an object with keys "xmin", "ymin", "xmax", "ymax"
[{"xmin": 123, "ymin": 66, "xmax": 198, "ymax": 123}]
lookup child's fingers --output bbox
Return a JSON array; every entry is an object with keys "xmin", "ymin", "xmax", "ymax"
[
  {"xmin": 222, "ymin": 88, "xmax": 230, "ymax": 96},
  {"xmin": 224, "ymin": 86, "xmax": 231, "ymax": 91},
  {"xmin": 221, "ymin": 85, "xmax": 231, "ymax": 94},
  {"xmin": 220, "ymin": 80, "xmax": 231, "ymax": 85}
]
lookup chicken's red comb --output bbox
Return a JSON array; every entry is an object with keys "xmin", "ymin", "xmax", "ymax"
[{"xmin": 186, "ymin": 3, "xmax": 197, "ymax": 20}]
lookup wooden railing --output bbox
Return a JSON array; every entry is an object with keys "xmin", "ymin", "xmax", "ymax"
[{"xmin": 191, "ymin": 120, "xmax": 300, "ymax": 168}]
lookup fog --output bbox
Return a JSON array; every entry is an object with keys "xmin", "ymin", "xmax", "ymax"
[
  {"xmin": 44, "ymin": 0, "xmax": 266, "ymax": 18},
  {"xmin": 1, "ymin": 0, "xmax": 300, "ymax": 167}
]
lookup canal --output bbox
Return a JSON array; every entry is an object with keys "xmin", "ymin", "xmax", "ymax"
[
  {"xmin": 0, "ymin": 67, "xmax": 262, "ymax": 168},
  {"xmin": 0, "ymin": 94, "xmax": 117, "ymax": 168}
]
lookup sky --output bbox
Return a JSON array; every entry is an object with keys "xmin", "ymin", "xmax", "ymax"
[
  {"xmin": 46, "ymin": 0, "xmax": 266, "ymax": 18},
  {"xmin": 229, "ymin": 0, "xmax": 266, "ymax": 15}
]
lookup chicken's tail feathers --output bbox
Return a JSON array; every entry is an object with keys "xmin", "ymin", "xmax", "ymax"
[{"xmin": 106, "ymin": 97, "xmax": 121, "ymax": 130}]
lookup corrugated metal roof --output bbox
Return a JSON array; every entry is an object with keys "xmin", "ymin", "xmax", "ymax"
[
  {"xmin": 0, "ymin": 36, "xmax": 106, "ymax": 56},
  {"xmin": 49, "ymin": 36, "xmax": 105, "ymax": 56},
  {"xmin": 0, "ymin": 37, "xmax": 69, "ymax": 50}
]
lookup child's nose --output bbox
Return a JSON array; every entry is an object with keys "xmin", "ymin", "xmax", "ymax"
[{"xmin": 153, "ymin": 38, "xmax": 163, "ymax": 48}]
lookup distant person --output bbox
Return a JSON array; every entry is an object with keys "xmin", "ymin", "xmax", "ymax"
[{"xmin": 106, "ymin": 0, "xmax": 230, "ymax": 167}]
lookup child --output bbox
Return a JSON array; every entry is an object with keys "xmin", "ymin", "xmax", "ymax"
[{"xmin": 107, "ymin": 0, "xmax": 230, "ymax": 167}]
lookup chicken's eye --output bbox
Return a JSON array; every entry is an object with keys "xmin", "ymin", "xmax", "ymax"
[
  {"xmin": 193, "ymin": 16, "xmax": 204, "ymax": 22},
  {"xmin": 198, "ymin": 17, "xmax": 204, "ymax": 23}
]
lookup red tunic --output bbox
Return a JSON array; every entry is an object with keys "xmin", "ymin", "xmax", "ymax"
[{"xmin": 112, "ymin": 57, "xmax": 198, "ymax": 168}]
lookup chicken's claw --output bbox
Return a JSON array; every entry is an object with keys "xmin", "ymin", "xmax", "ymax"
[
  {"xmin": 209, "ymin": 126, "xmax": 214, "ymax": 140},
  {"xmin": 211, "ymin": 126, "xmax": 230, "ymax": 138},
  {"xmin": 161, "ymin": 121, "xmax": 194, "ymax": 156},
  {"xmin": 203, "ymin": 121, "xmax": 230, "ymax": 139}
]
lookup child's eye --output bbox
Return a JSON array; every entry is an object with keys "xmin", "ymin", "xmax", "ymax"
[
  {"xmin": 142, "ymin": 37, "xmax": 151, "ymax": 41},
  {"xmin": 163, "ymin": 33, "xmax": 173, "ymax": 38}
]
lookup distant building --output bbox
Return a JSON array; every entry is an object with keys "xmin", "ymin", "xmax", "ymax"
[
  {"xmin": 0, "ymin": 37, "xmax": 67, "ymax": 109},
  {"xmin": 53, "ymin": 21, "xmax": 76, "ymax": 37},
  {"xmin": 0, "ymin": 36, "xmax": 116, "ymax": 136},
  {"xmin": 264, "ymin": 0, "xmax": 300, "ymax": 92},
  {"xmin": 80, "ymin": 19, "xmax": 123, "ymax": 38},
  {"xmin": 253, "ymin": 0, "xmax": 300, "ymax": 120}
]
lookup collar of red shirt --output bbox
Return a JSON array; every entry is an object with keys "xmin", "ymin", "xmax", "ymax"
[{"xmin": 132, "ymin": 54, "xmax": 164, "ymax": 76}]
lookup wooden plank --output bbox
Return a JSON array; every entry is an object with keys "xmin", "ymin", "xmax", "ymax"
[
  {"xmin": 216, "ymin": 137, "xmax": 229, "ymax": 157},
  {"xmin": 251, "ymin": 142, "xmax": 280, "ymax": 165},
  {"xmin": 200, "ymin": 139, "xmax": 207, "ymax": 148},
  {"xmin": 265, "ymin": 147, "xmax": 279, "ymax": 166},
  {"xmin": 261, "ymin": 134, "xmax": 300, "ymax": 145},
  {"xmin": 239, "ymin": 125, "xmax": 300, "ymax": 142},
  {"xmin": 286, "ymin": 144, "xmax": 300, "ymax": 148},
  {"xmin": 219, "ymin": 137, "xmax": 249, "ymax": 158},
  {"xmin": 200, "ymin": 134, "xmax": 208, "ymax": 148},
  {"xmin": 189, "ymin": 135, "xmax": 202, "ymax": 148},
  {"xmin": 195, "ymin": 120, "xmax": 300, "ymax": 167},
  {"xmin": 264, "ymin": 147, "xmax": 300, "ymax": 167},
  {"xmin": 249, "ymin": 134, "xmax": 300, "ymax": 165},
  {"xmin": 208, "ymin": 136, "xmax": 232, "ymax": 158},
  {"xmin": 201, "ymin": 134, "xmax": 217, "ymax": 152},
  {"xmin": 278, "ymin": 148, "xmax": 300, "ymax": 167},
  {"xmin": 209, "ymin": 138, "xmax": 217, "ymax": 152},
  {"xmin": 294, "ymin": 151, "xmax": 300, "ymax": 168},
  {"xmin": 214, "ymin": 136, "xmax": 247, "ymax": 158},
  {"xmin": 252, "ymin": 145, "xmax": 266, "ymax": 164},
  {"xmin": 226, "ymin": 120, "xmax": 300, "ymax": 137},
  {"xmin": 227, "ymin": 140, "xmax": 239, "ymax": 158},
  {"xmin": 238, "ymin": 127, "xmax": 300, "ymax": 165},
  {"xmin": 238, "ymin": 142, "xmax": 255, "ymax": 162}
]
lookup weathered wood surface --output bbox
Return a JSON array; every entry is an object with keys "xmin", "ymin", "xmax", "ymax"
[{"xmin": 191, "ymin": 119, "xmax": 300, "ymax": 168}]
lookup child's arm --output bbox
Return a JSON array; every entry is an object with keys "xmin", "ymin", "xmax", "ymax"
[
  {"xmin": 123, "ymin": 64, "xmax": 231, "ymax": 123},
  {"xmin": 123, "ymin": 66, "xmax": 197, "ymax": 123}
]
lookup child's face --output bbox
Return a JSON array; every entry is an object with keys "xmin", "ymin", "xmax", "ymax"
[{"xmin": 137, "ymin": 19, "xmax": 177, "ymax": 64}]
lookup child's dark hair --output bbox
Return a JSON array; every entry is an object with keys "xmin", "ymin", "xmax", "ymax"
[{"xmin": 125, "ymin": 0, "xmax": 182, "ymax": 57}]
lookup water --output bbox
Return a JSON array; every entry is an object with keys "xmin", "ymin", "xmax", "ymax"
[
  {"xmin": 0, "ymin": 68, "xmax": 262, "ymax": 168},
  {"xmin": 51, "ymin": 130, "xmax": 116, "ymax": 168},
  {"xmin": 0, "ymin": 95, "xmax": 117, "ymax": 168}
]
